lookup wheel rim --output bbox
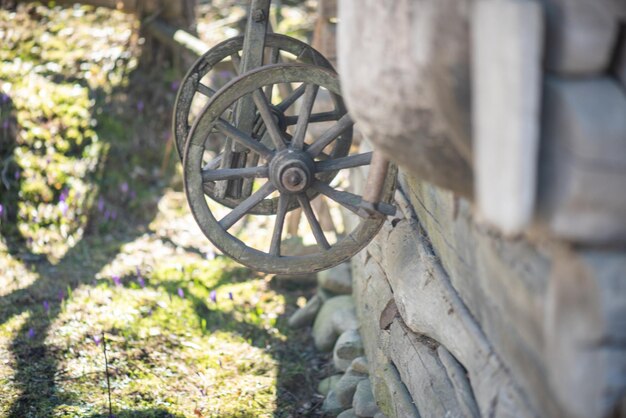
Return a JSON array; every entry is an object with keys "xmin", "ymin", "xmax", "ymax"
[
  {"xmin": 174, "ymin": 33, "xmax": 337, "ymax": 159},
  {"xmin": 183, "ymin": 63, "xmax": 397, "ymax": 274},
  {"xmin": 173, "ymin": 34, "xmax": 346, "ymax": 214}
]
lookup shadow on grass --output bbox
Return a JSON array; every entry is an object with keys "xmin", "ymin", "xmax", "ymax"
[
  {"xmin": 0, "ymin": 39, "xmax": 178, "ymax": 417},
  {"xmin": 144, "ymin": 276, "xmax": 324, "ymax": 416}
]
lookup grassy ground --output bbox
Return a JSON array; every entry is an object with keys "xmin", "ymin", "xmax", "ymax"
[{"xmin": 0, "ymin": 2, "xmax": 330, "ymax": 417}]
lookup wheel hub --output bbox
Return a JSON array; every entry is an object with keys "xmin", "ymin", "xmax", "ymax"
[{"xmin": 270, "ymin": 149, "xmax": 315, "ymax": 194}]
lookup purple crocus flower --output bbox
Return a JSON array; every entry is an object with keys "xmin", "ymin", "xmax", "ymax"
[
  {"xmin": 0, "ymin": 204, "xmax": 4, "ymax": 218},
  {"xmin": 28, "ymin": 328, "xmax": 35, "ymax": 339},
  {"xmin": 110, "ymin": 210, "xmax": 117, "ymax": 220},
  {"xmin": 170, "ymin": 80, "xmax": 180, "ymax": 91},
  {"xmin": 120, "ymin": 182, "xmax": 129, "ymax": 194},
  {"xmin": 209, "ymin": 290, "xmax": 217, "ymax": 303},
  {"xmin": 136, "ymin": 267, "xmax": 145, "ymax": 288},
  {"xmin": 14, "ymin": 170, "xmax": 20, "ymax": 180},
  {"xmin": 228, "ymin": 291, "xmax": 233, "ymax": 301},
  {"xmin": 112, "ymin": 275, "xmax": 121, "ymax": 287},
  {"xmin": 0, "ymin": 93, "xmax": 8, "ymax": 104},
  {"xmin": 58, "ymin": 290, "xmax": 65, "ymax": 301},
  {"xmin": 59, "ymin": 201, "xmax": 68, "ymax": 216},
  {"xmin": 137, "ymin": 100, "xmax": 144, "ymax": 112},
  {"xmin": 43, "ymin": 300, "xmax": 50, "ymax": 312},
  {"xmin": 93, "ymin": 334, "xmax": 102, "ymax": 346},
  {"xmin": 97, "ymin": 196, "xmax": 105, "ymax": 212},
  {"xmin": 177, "ymin": 287, "xmax": 185, "ymax": 298},
  {"xmin": 59, "ymin": 188, "xmax": 69, "ymax": 203}
]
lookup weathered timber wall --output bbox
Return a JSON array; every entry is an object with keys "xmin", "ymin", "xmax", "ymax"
[
  {"xmin": 348, "ymin": 167, "xmax": 626, "ymax": 418},
  {"xmin": 338, "ymin": 1, "xmax": 626, "ymax": 416},
  {"xmin": 338, "ymin": 0, "xmax": 626, "ymax": 243}
]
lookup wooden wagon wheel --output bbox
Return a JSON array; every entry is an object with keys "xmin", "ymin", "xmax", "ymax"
[
  {"xmin": 173, "ymin": 34, "xmax": 348, "ymax": 215},
  {"xmin": 183, "ymin": 63, "xmax": 396, "ymax": 274}
]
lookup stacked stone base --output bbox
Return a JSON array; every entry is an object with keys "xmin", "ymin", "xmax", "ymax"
[{"xmin": 288, "ymin": 262, "xmax": 387, "ymax": 418}]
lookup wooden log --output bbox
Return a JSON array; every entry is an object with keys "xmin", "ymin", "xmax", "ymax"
[
  {"xmin": 384, "ymin": 218, "xmax": 539, "ymax": 418},
  {"xmin": 472, "ymin": 0, "xmax": 543, "ymax": 234},
  {"xmin": 399, "ymin": 174, "xmax": 626, "ymax": 417},
  {"xmin": 542, "ymin": 0, "xmax": 619, "ymax": 75},
  {"xmin": 351, "ymin": 252, "xmax": 420, "ymax": 418},
  {"xmin": 143, "ymin": 19, "xmax": 208, "ymax": 58},
  {"xmin": 337, "ymin": 0, "xmax": 473, "ymax": 198},
  {"xmin": 537, "ymin": 77, "xmax": 626, "ymax": 244},
  {"xmin": 388, "ymin": 320, "xmax": 480, "ymax": 418},
  {"xmin": 616, "ymin": 30, "xmax": 626, "ymax": 89},
  {"xmin": 546, "ymin": 248, "xmax": 626, "ymax": 418},
  {"xmin": 312, "ymin": 0, "xmax": 337, "ymax": 65}
]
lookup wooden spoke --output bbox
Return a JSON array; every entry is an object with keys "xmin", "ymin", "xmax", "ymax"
[
  {"xmin": 252, "ymin": 112, "xmax": 264, "ymax": 136},
  {"xmin": 230, "ymin": 53, "xmax": 241, "ymax": 75},
  {"xmin": 291, "ymin": 84, "xmax": 319, "ymax": 150},
  {"xmin": 215, "ymin": 119, "xmax": 273, "ymax": 158},
  {"xmin": 263, "ymin": 47, "xmax": 280, "ymax": 99},
  {"xmin": 219, "ymin": 182, "xmax": 276, "ymax": 230},
  {"xmin": 269, "ymin": 194, "xmax": 290, "ymax": 256},
  {"xmin": 252, "ymin": 89, "xmax": 286, "ymax": 151},
  {"xmin": 315, "ymin": 152, "xmax": 372, "ymax": 172},
  {"xmin": 214, "ymin": 140, "xmax": 234, "ymax": 199},
  {"xmin": 202, "ymin": 165, "xmax": 268, "ymax": 182},
  {"xmin": 284, "ymin": 111, "xmax": 338, "ymax": 126},
  {"xmin": 202, "ymin": 154, "xmax": 223, "ymax": 171},
  {"xmin": 306, "ymin": 113, "xmax": 354, "ymax": 157},
  {"xmin": 311, "ymin": 181, "xmax": 362, "ymax": 215},
  {"xmin": 197, "ymin": 83, "xmax": 215, "ymax": 97},
  {"xmin": 297, "ymin": 194, "xmax": 330, "ymax": 250},
  {"xmin": 241, "ymin": 152, "xmax": 261, "ymax": 198},
  {"xmin": 264, "ymin": 83, "xmax": 275, "ymax": 102},
  {"xmin": 311, "ymin": 181, "xmax": 396, "ymax": 217},
  {"xmin": 266, "ymin": 47, "xmax": 280, "ymax": 64},
  {"xmin": 276, "ymin": 83, "xmax": 306, "ymax": 111}
]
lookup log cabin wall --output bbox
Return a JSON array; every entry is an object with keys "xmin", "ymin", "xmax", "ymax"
[{"xmin": 337, "ymin": 1, "xmax": 626, "ymax": 417}]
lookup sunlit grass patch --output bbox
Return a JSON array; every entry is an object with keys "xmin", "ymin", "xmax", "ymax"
[{"xmin": 35, "ymin": 254, "xmax": 298, "ymax": 417}]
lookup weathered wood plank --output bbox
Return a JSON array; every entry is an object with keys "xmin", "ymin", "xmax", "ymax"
[
  {"xmin": 384, "ymin": 218, "xmax": 538, "ymax": 418},
  {"xmin": 338, "ymin": 0, "xmax": 473, "ymax": 197},
  {"xmin": 537, "ymin": 77, "xmax": 626, "ymax": 244},
  {"xmin": 388, "ymin": 320, "xmax": 480, "ymax": 418},
  {"xmin": 472, "ymin": 0, "xmax": 543, "ymax": 234},
  {"xmin": 399, "ymin": 174, "xmax": 626, "ymax": 417}
]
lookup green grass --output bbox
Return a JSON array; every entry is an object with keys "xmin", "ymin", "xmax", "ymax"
[
  {"xmin": 0, "ymin": 238, "xmax": 321, "ymax": 417},
  {"xmin": 0, "ymin": 2, "xmax": 324, "ymax": 417}
]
